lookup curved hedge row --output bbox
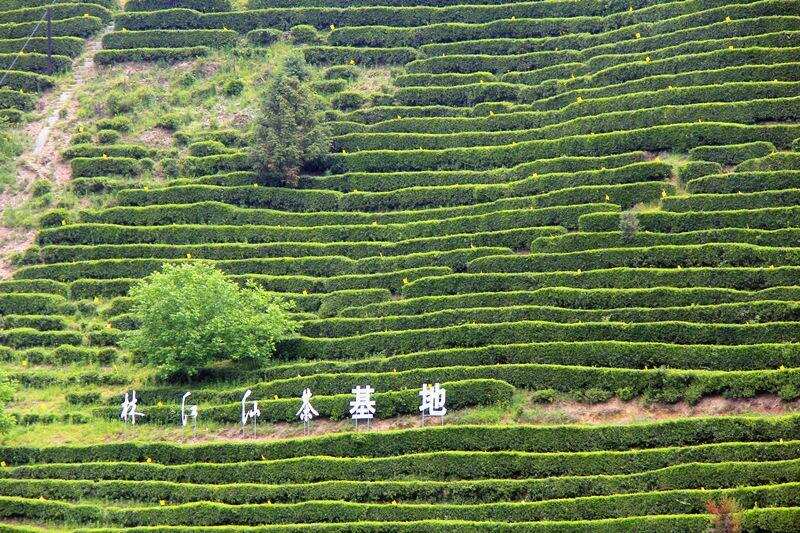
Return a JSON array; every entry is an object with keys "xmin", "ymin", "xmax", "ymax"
[
  {"xmin": 467, "ymin": 243, "xmax": 800, "ymax": 273},
  {"xmin": 102, "ymin": 29, "xmax": 238, "ymax": 49},
  {"xmin": 0, "ymin": 15, "xmax": 103, "ymax": 40},
  {"xmin": 95, "ymin": 47, "xmax": 211, "ymax": 65},
  {"xmin": 402, "ymin": 266, "xmax": 800, "ymax": 296},
  {"xmin": 686, "ymin": 171, "xmax": 800, "ymax": 194},
  {"xmin": 37, "ymin": 227, "xmax": 561, "ymax": 263},
  {"xmin": 578, "ymin": 206, "xmax": 800, "ymax": 233}
]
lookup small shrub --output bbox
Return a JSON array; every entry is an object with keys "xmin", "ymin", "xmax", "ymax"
[
  {"xmin": 189, "ymin": 140, "xmax": 228, "ymax": 157},
  {"xmin": 97, "ymin": 129, "xmax": 121, "ymax": 144},
  {"xmin": 529, "ymin": 388, "xmax": 557, "ymax": 404},
  {"xmin": 282, "ymin": 54, "xmax": 311, "ymax": 81},
  {"xmin": 331, "ymin": 91, "xmax": 367, "ymax": 111},
  {"xmin": 615, "ymin": 386, "xmax": 635, "ymax": 402},
  {"xmin": 155, "ymin": 112, "xmax": 186, "ymax": 131},
  {"xmin": 70, "ymin": 132, "xmax": 93, "ymax": 145},
  {"xmin": 222, "ymin": 77, "xmax": 244, "ymax": 96},
  {"xmin": 122, "ymin": 262, "xmax": 299, "ymax": 382},
  {"xmin": 96, "ymin": 116, "xmax": 132, "ymax": 132},
  {"xmin": 618, "ymin": 209, "xmax": 640, "ymax": 240},
  {"xmin": 582, "ymin": 388, "xmax": 612, "ymax": 404},
  {"xmin": 324, "ymin": 65, "xmax": 359, "ymax": 81},
  {"xmin": 289, "ymin": 24, "xmax": 321, "ymax": 45},
  {"xmin": 706, "ymin": 497, "xmax": 742, "ymax": 533},
  {"xmin": 246, "ymin": 28, "xmax": 282, "ymax": 46},
  {"xmin": 0, "ymin": 371, "xmax": 13, "ymax": 435},
  {"xmin": 677, "ymin": 160, "xmax": 723, "ymax": 182},
  {"xmin": 30, "ymin": 179, "xmax": 51, "ymax": 197},
  {"xmin": 779, "ymin": 384, "xmax": 800, "ymax": 402},
  {"xmin": 683, "ymin": 383, "xmax": 705, "ymax": 406}
]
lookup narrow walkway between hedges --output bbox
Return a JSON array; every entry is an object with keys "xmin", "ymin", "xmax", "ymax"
[{"xmin": 0, "ymin": 24, "xmax": 114, "ymax": 279}]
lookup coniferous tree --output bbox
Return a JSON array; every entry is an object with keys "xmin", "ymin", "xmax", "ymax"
[{"xmin": 249, "ymin": 64, "xmax": 330, "ymax": 187}]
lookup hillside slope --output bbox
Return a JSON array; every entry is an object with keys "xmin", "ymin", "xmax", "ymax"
[{"xmin": 0, "ymin": 0, "xmax": 799, "ymax": 530}]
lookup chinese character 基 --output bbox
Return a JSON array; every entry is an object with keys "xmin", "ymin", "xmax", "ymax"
[{"xmin": 349, "ymin": 385, "xmax": 376, "ymax": 429}]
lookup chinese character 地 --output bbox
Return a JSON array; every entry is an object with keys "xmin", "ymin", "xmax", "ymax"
[
  {"xmin": 120, "ymin": 390, "xmax": 144, "ymax": 425},
  {"xmin": 350, "ymin": 385, "xmax": 376, "ymax": 427},
  {"xmin": 419, "ymin": 383, "xmax": 447, "ymax": 420}
]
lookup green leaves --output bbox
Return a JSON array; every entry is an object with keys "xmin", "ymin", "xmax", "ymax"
[{"xmin": 122, "ymin": 262, "xmax": 299, "ymax": 381}]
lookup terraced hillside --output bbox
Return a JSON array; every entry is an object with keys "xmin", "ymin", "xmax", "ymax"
[
  {"xmin": 0, "ymin": 0, "xmax": 112, "ymax": 124},
  {"xmin": 0, "ymin": 0, "xmax": 799, "ymax": 530}
]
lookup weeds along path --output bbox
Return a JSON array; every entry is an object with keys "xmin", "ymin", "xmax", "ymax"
[{"xmin": 0, "ymin": 25, "xmax": 113, "ymax": 279}]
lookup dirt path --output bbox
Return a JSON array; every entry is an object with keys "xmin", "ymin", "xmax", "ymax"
[{"xmin": 0, "ymin": 25, "xmax": 112, "ymax": 279}]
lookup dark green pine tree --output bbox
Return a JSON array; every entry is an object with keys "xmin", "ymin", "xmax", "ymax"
[{"xmin": 249, "ymin": 71, "xmax": 331, "ymax": 187}]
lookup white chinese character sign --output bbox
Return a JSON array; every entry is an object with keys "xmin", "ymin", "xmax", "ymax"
[
  {"xmin": 296, "ymin": 388, "xmax": 319, "ymax": 434},
  {"xmin": 241, "ymin": 389, "xmax": 261, "ymax": 435},
  {"xmin": 120, "ymin": 390, "xmax": 144, "ymax": 425},
  {"xmin": 420, "ymin": 383, "xmax": 446, "ymax": 424},
  {"xmin": 181, "ymin": 392, "xmax": 198, "ymax": 433},
  {"xmin": 350, "ymin": 385, "xmax": 376, "ymax": 429}
]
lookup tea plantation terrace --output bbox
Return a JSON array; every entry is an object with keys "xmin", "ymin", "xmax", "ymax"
[
  {"xmin": 0, "ymin": 0, "xmax": 799, "ymax": 529},
  {"xmin": 0, "ymin": 0, "xmax": 113, "ymax": 123}
]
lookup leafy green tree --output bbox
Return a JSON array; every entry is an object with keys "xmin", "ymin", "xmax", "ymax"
[
  {"xmin": 249, "ymin": 63, "xmax": 331, "ymax": 187},
  {"xmin": 122, "ymin": 262, "xmax": 298, "ymax": 381}
]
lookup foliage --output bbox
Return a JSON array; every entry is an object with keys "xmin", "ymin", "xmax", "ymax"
[
  {"xmin": 121, "ymin": 262, "xmax": 299, "ymax": 381},
  {"xmin": 248, "ymin": 62, "xmax": 331, "ymax": 187},
  {"xmin": 707, "ymin": 497, "xmax": 742, "ymax": 533},
  {"xmin": 0, "ymin": 371, "xmax": 14, "ymax": 436}
]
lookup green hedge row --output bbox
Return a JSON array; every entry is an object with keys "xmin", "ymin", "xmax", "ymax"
[
  {"xmin": 37, "ymin": 227, "xmax": 561, "ymax": 263},
  {"xmin": 0, "ymin": 0, "xmax": 116, "ymax": 9},
  {"xmin": 0, "ymin": 279, "xmax": 67, "ymax": 296},
  {"xmin": 15, "ymin": 247, "xmax": 505, "ymax": 281},
  {"xmin": 304, "ymin": 301, "xmax": 800, "ymax": 338},
  {"xmin": 102, "ymin": 29, "xmax": 238, "ymax": 49},
  {"xmin": 1, "ymin": 484, "xmax": 798, "ymax": 526},
  {"xmin": 95, "ymin": 46, "xmax": 210, "ymax": 64},
  {"xmin": 0, "ymin": 293, "xmax": 67, "ymax": 315},
  {"xmin": 0, "ymin": 328, "xmax": 82, "ymax": 349},
  {"xmin": 0, "ymin": 89, "xmax": 38, "ymax": 112},
  {"xmin": 1, "ymin": 458, "xmax": 797, "ymax": 505},
  {"xmin": 579, "ymin": 206, "xmax": 800, "ymax": 233},
  {"xmin": 0, "ymin": 69, "xmax": 53, "ymax": 92},
  {"xmin": 0, "ymin": 15, "xmax": 103, "ymax": 40},
  {"xmin": 71, "ymin": 177, "xmax": 138, "ymax": 196},
  {"xmin": 283, "ymin": 321, "xmax": 800, "ymax": 359},
  {"xmin": 330, "ymin": 123, "xmax": 800, "ymax": 173},
  {"xmin": 327, "ymin": 0, "xmax": 769, "ymax": 47},
  {"xmin": 468, "ymin": 243, "xmax": 800, "ymax": 274},
  {"xmin": 0, "ymin": 52, "xmax": 71, "ymax": 74},
  {"xmin": 218, "ymin": 342, "xmax": 800, "ymax": 384},
  {"xmin": 303, "ymin": 46, "xmax": 418, "ymax": 66},
  {"xmin": 96, "ymin": 379, "xmax": 513, "ymax": 424},
  {"xmin": 5, "ymin": 413, "xmax": 800, "ymax": 463},
  {"xmin": 402, "ymin": 266, "xmax": 800, "ymax": 297},
  {"xmin": 687, "ymin": 171, "xmax": 800, "ymax": 194},
  {"xmin": 737, "ymin": 152, "xmax": 800, "ymax": 172},
  {"xmin": 126, "ymin": 0, "xmax": 231, "ymax": 12},
  {"xmin": 0, "ymin": 3, "xmax": 110, "ymax": 24},
  {"xmin": 305, "ymin": 153, "xmax": 647, "ymax": 192},
  {"xmin": 66, "ymin": 266, "xmax": 453, "ymax": 299},
  {"xmin": 341, "ymin": 286, "xmax": 800, "ymax": 318},
  {"xmin": 531, "ymin": 229, "xmax": 800, "ymax": 254},
  {"xmin": 0, "ymin": 315, "xmax": 68, "ymax": 331},
  {"xmin": 333, "ymin": 97, "xmax": 800, "ymax": 152},
  {"xmin": 62, "ymin": 144, "xmax": 157, "ymax": 160},
  {"xmin": 663, "ymin": 189, "xmax": 800, "ymax": 212},
  {"xmin": 689, "ymin": 142, "xmax": 776, "ymax": 166},
  {"xmin": 114, "ymin": 0, "xmax": 700, "ymax": 32},
  {"xmin": 59, "ymin": 510, "xmax": 800, "ymax": 533},
  {"xmin": 70, "ymin": 157, "xmax": 143, "ymax": 178},
  {"xmin": 417, "ymin": 15, "xmax": 799, "ymax": 57},
  {"xmin": 387, "ymin": 82, "xmax": 798, "ymax": 128},
  {"xmin": 407, "ymin": 50, "xmax": 579, "ymax": 75},
  {"xmin": 0, "ymin": 344, "xmax": 118, "ymax": 365},
  {"xmin": 38, "ymin": 205, "xmax": 610, "ymax": 246}
]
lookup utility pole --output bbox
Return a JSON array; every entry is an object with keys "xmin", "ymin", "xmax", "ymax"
[{"xmin": 46, "ymin": 7, "xmax": 53, "ymax": 75}]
